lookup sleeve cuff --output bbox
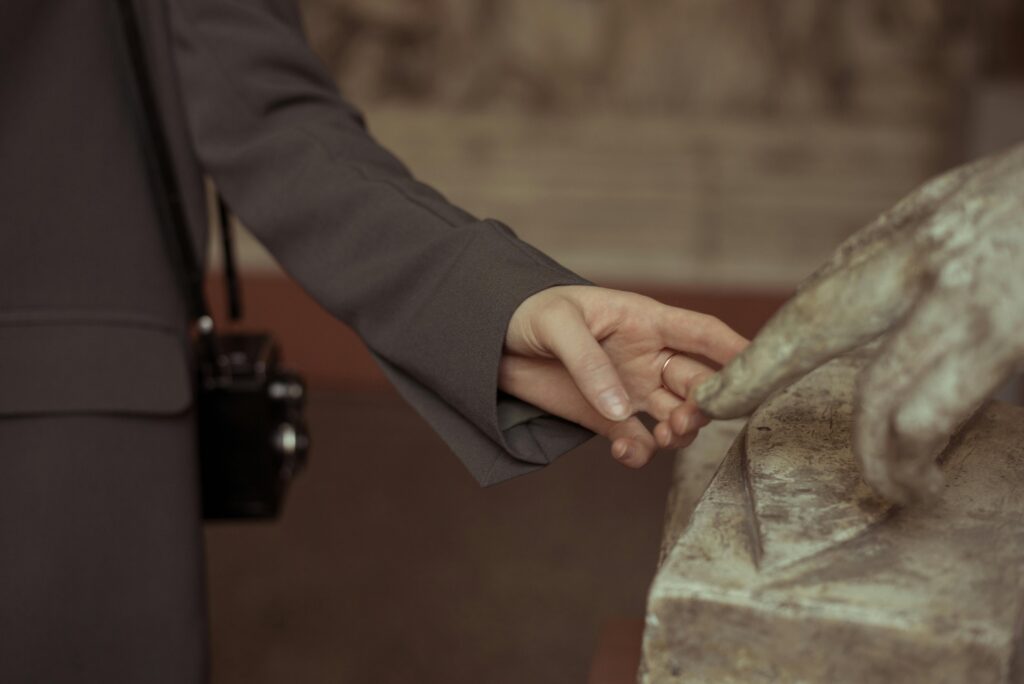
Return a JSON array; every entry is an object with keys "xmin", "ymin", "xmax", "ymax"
[{"xmin": 373, "ymin": 352, "xmax": 595, "ymax": 486}]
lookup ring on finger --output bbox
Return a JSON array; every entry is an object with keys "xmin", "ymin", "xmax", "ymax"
[{"xmin": 660, "ymin": 352, "xmax": 678, "ymax": 389}]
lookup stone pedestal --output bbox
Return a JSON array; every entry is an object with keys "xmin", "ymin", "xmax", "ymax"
[{"xmin": 640, "ymin": 355, "xmax": 1024, "ymax": 683}]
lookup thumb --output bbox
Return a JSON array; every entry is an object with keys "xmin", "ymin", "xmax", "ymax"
[{"xmin": 535, "ymin": 299, "xmax": 631, "ymax": 422}]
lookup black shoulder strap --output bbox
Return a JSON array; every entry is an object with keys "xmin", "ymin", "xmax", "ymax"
[
  {"xmin": 111, "ymin": 0, "xmax": 210, "ymax": 324},
  {"xmin": 111, "ymin": 0, "xmax": 244, "ymax": 364}
]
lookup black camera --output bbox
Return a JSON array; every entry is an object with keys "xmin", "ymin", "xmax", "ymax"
[{"xmin": 197, "ymin": 333, "xmax": 310, "ymax": 520}]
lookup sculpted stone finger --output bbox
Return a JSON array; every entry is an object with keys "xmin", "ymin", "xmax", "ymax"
[
  {"xmin": 696, "ymin": 236, "xmax": 924, "ymax": 419},
  {"xmin": 853, "ymin": 171, "xmax": 1024, "ymax": 503},
  {"xmin": 853, "ymin": 299, "xmax": 959, "ymax": 502},
  {"xmin": 853, "ymin": 287, "xmax": 1011, "ymax": 503}
]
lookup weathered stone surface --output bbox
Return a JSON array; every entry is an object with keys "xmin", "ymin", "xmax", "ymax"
[
  {"xmin": 656, "ymin": 419, "xmax": 746, "ymax": 567},
  {"xmin": 642, "ymin": 353, "xmax": 1024, "ymax": 683},
  {"xmin": 697, "ymin": 142, "xmax": 1024, "ymax": 503}
]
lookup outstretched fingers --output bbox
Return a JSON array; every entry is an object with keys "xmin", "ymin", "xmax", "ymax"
[
  {"xmin": 652, "ymin": 352, "xmax": 714, "ymax": 447},
  {"xmin": 656, "ymin": 309, "xmax": 748, "ymax": 367},
  {"xmin": 855, "ymin": 290, "xmax": 1016, "ymax": 503},
  {"xmin": 654, "ymin": 404, "xmax": 709, "ymax": 449}
]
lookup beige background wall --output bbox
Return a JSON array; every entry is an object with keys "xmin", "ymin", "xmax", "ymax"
[{"xmin": 217, "ymin": 0, "xmax": 1009, "ymax": 290}]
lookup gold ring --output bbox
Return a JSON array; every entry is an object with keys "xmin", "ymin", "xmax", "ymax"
[{"xmin": 660, "ymin": 353, "xmax": 678, "ymax": 388}]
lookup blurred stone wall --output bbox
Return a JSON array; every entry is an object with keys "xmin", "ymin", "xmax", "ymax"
[
  {"xmin": 225, "ymin": 1, "xmax": 1020, "ymax": 288},
  {"xmin": 299, "ymin": 0, "xmax": 976, "ymax": 121}
]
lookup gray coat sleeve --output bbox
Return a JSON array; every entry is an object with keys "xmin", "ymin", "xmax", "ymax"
[{"xmin": 167, "ymin": 0, "xmax": 595, "ymax": 485}]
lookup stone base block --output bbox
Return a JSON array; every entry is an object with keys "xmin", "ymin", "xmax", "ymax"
[{"xmin": 641, "ymin": 355, "xmax": 1024, "ymax": 683}]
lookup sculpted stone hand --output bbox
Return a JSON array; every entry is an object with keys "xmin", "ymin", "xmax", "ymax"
[
  {"xmin": 693, "ymin": 143, "xmax": 1024, "ymax": 503},
  {"xmin": 501, "ymin": 286, "xmax": 748, "ymax": 468}
]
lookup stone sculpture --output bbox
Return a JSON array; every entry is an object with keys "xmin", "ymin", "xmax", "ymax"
[
  {"xmin": 642, "ymin": 353, "xmax": 1024, "ymax": 683},
  {"xmin": 696, "ymin": 142, "xmax": 1024, "ymax": 503}
]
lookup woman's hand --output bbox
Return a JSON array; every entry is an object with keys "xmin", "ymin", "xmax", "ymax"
[{"xmin": 501, "ymin": 286, "xmax": 748, "ymax": 468}]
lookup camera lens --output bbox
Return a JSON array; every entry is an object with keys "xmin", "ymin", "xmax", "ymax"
[
  {"xmin": 273, "ymin": 421, "xmax": 310, "ymax": 479},
  {"xmin": 274, "ymin": 422, "xmax": 300, "ymax": 455}
]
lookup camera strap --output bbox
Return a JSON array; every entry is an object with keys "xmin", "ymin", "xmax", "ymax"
[{"xmin": 110, "ymin": 0, "xmax": 241, "ymax": 367}]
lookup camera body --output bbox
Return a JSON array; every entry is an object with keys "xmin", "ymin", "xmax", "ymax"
[{"xmin": 197, "ymin": 333, "xmax": 310, "ymax": 520}]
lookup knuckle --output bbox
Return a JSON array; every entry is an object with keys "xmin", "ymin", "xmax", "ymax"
[
  {"xmin": 576, "ymin": 352, "xmax": 612, "ymax": 378},
  {"xmin": 533, "ymin": 296, "xmax": 576, "ymax": 333},
  {"xmin": 701, "ymin": 313, "xmax": 725, "ymax": 328},
  {"xmin": 690, "ymin": 314, "xmax": 724, "ymax": 346},
  {"xmin": 545, "ymin": 295, "xmax": 577, "ymax": 319},
  {"xmin": 669, "ymin": 408, "xmax": 694, "ymax": 434}
]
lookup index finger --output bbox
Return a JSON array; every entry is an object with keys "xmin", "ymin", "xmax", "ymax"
[
  {"xmin": 657, "ymin": 309, "xmax": 749, "ymax": 366},
  {"xmin": 694, "ymin": 235, "xmax": 924, "ymax": 419}
]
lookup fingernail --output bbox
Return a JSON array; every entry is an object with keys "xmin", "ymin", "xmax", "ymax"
[
  {"xmin": 598, "ymin": 388, "xmax": 631, "ymax": 420},
  {"xmin": 674, "ymin": 415, "xmax": 691, "ymax": 435},
  {"xmin": 613, "ymin": 442, "xmax": 628, "ymax": 460},
  {"xmin": 656, "ymin": 424, "xmax": 671, "ymax": 448}
]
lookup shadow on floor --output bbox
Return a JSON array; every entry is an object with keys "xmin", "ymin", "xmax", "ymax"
[{"xmin": 206, "ymin": 390, "xmax": 674, "ymax": 684}]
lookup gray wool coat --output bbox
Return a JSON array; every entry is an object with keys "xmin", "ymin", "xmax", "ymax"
[{"xmin": 0, "ymin": 1, "xmax": 593, "ymax": 680}]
